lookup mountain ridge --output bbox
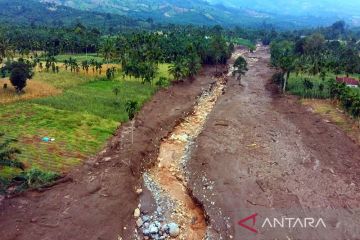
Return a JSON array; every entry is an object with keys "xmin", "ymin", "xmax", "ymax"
[
  {"xmin": 37, "ymin": 0, "xmax": 350, "ymax": 28},
  {"xmin": 0, "ymin": 0, "xmax": 353, "ymax": 29}
]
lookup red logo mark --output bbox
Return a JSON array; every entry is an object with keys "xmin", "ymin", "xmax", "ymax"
[{"xmin": 238, "ymin": 213, "xmax": 258, "ymax": 233}]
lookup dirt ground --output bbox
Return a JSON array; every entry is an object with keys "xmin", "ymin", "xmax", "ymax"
[
  {"xmin": 0, "ymin": 66, "xmax": 221, "ymax": 240},
  {"xmin": 187, "ymin": 46, "xmax": 360, "ymax": 239},
  {"xmin": 2, "ymin": 46, "xmax": 360, "ymax": 240}
]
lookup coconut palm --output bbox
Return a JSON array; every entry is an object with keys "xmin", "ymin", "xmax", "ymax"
[
  {"xmin": 0, "ymin": 37, "xmax": 12, "ymax": 63},
  {"xmin": 169, "ymin": 58, "xmax": 187, "ymax": 81},
  {"xmin": 100, "ymin": 37, "xmax": 116, "ymax": 64}
]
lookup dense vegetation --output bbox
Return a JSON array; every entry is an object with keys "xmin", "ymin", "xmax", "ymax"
[
  {"xmin": 270, "ymin": 21, "xmax": 360, "ymax": 118},
  {"xmin": 0, "ymin": 0, "xmax": 150, "ymax": 32},
  {"xmin": 0, "ymin": 21, "xmax": 237, "ymax": 193}
]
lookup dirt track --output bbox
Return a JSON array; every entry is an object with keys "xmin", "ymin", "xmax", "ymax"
[{"xmin": 188, "ymin": 46, "xmax": 360, "ymax": 239}]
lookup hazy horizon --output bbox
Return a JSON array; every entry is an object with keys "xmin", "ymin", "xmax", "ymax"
[{"xmin": 208, "ymin": 0, "xmax": 360, "ymax": 17}]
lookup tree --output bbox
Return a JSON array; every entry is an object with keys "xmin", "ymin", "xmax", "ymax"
[
  {"xmin": 233, "ymin": 56, "xmax": 248, "ymax": 85},
  {"xmin": 169, "ymin": 59, "xmax": 187, "ymax": 81},
  {"xmin": 185, "ymin": 53, "xmax": 201, "ymax": 78},
  {"xmin": 100, "ymin": 37, "xmax": 116, "ymax": 64},
  {"xmin": 6, "ymin": 61, "xmax": 33, "ymax": 93},
  {"xmin": 0, "ymin": 37, "xmax": 12, "ymax": 63},
  {"xmin": 125, "ymin": 100, "xmax": 138, "ymax": 145},
  {"xmin": 270, "ymin": 40, "xmax": 295, "ymax": 92},
  {"xmin": 140, "ymin": 62, "xmax": 158, "ymax": 84},
  {"xmin": 81, "ymin": 60, "xmax": 90, "ymax": 73},
  {"xmin": 340, "ymin": 46, "xmax": 360, "ymax": 75},
  {"xmin": 304, "ymin": 33, "xmax": 325, "ymax": 56},
  {"xmin": 303, "ymin": 33, "xmax": 326, "ymax": 75},
  {"xmin": 125, "ymin": 100, "xmax": 138, "ymax": 120}
]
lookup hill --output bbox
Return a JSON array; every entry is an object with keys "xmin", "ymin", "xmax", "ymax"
[
  {"xmin": 0, "ymin": 0, "xmax": 354, "ymax": 29},
  {"xmin": 0, "ymin": 0, "xmax": 149, "ymax": 30},
  {"xmin": 208, "ymin": 0, "xmax": 360, "ymax": 27},
  {"xmin": 39, "ymin": 0, "xmax": 267, "ymax": 26},
  {"xmin": 38, "ymin": 0, "xmax": 352, "ymax": 28}
]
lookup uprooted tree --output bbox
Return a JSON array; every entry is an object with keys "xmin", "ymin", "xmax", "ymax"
[{"xmin": 233, "ymin": 56, "xmax": 248, "ymax": 85}]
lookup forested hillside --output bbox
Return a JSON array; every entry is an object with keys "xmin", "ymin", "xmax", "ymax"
[{"xmin": 0, "ymin": 0, "xmax": 150, "ymax": 31}]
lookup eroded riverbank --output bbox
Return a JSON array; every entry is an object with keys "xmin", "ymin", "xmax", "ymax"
[{"xmin": 136, "ymin": 75, "xmax": 227, "ymax": 239}]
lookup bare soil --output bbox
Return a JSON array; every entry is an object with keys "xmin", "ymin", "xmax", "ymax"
[
  {"xmin": 0, "ymin": 66, "xmax": 221, "ymax": 240},
  {"xmin": 140, "ymin": 73, "xmax": 227, "ymax": 239},
  {"xmin": 187, "ymin": 46, "xmax": 360, "ymax": 239},
  {"xmin": 2, "ymin": 46, "xmax": 360, "ymax": 240}
]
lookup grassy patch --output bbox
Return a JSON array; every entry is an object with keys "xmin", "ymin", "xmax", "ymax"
[
  {"xmin": 0, "ymin": 78, "xmax": 61, "ymax": 104},
  {"xmin": 0, "ymin": 63, "xmax": 172, "ymax": 179},
  {"xmin": 0, "ymin": 103, "xmax": 118, "ymax": 176},
  {"xmin": 229, "ymin": 38, "xmax": 256, "ymax": 50},
  {"xmin": 46, "ymin": 53, "xmax": 104, "ymax": 63},
  {"xmin": 34, "ymin": 70, "xmax": 98, "ymax": 89},
  {"xmin": 287, "ymin": 73, "xmax": 331, "ymax": 98},
  {"xmin": 32, "ymin": 80, "xmax": 157, "ymax": 121}
]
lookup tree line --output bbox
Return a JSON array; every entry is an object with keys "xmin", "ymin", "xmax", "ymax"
[
  {"xmin": 270, "ymin": 23, "xmax": 360, "ymax": 92},
  {"xmin": 1, "ymin": 24, "xmax": 235, "ymax": 92}
]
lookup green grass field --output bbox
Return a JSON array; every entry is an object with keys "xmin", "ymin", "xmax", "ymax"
[
  {"xmin": 44, "ymin": 53, "xmax": 104, "ymax": 63},
  {"xmin": 228, "ymin": 37, "xmax": 256, "ymax": 50},
  {"xmin": 32, "ymin": 80, "xmax": 157, "ymax": 121},
  {"xmin": 0, "ymin": 63, "xmax": 172, "ymax": 178},
  {"xmin": 287, "ymin": 72, "xmax": 360, "ymax": 99},
  {"xmin": 34, "ymin": 70, "xmax": 99, "ymax": 89}
]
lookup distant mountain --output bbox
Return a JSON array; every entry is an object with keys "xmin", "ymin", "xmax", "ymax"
[
  {"xmin": 37, "ymin": 0, "xmax": 267, "ymax": 26},
  {"xmin": 0, "ymin": 0, "xmax": 149, "ymax": 30},
  {"xmin": 36, "ymin": 0, "xmax": 350, "ymax": 28},
  {"xmin": 0, "ymin": 0, "xmax": 352, "ymax": 29},
  {"xmin": 208, "ymin": 0, "xmax": 360, "ymax": 27}
]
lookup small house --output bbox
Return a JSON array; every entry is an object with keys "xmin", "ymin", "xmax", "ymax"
[{"xmin": 336, "ymin": 77, "xmax": 359, "ymax": 88}]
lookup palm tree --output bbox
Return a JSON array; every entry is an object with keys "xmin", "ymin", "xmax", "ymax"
[
  {"xmin": 95, "ymin": 62, "xmax": 103, "ymax": 75},
  {"xmin": 81, "ymin": 60, "xmax": 89, "ymax": 73},
  {"xmin": 100, "ymin": 37, "xmax": 116, "ymax": 64},
  {"xmin": 64, "ymin": 59, "xmax": 69, "ymax": 71},
  {"xmin": 186, "ymin": 53, "xmax": 201, "ymax": 78},
  {"xmin": 89, "ymin": 59, "xmax": 96, "ymax": 73},
  {"xmin": 0, "ymin": 37, "xmax": 12, "ymax": 63},
  {"xmin": 169, "ymin": 58, "xmax": 187, "ymax": 81},
  {"xmin": 233, "ymin": 56, "xmax": 248, "ymax": 85}
]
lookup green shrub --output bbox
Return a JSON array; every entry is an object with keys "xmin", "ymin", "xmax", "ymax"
[
  {"xmin": 329, "ymin": 79, "xmax": 360, "ymax": 118},
  {"xmin": 125, "ymin": 100, "xmax": 138, "ymax": 120},
  {"xmin": 303, "ymin": 78, "xmax": 314, "ymax": 90},
  {"xmin": 0, "ymin": 133, "xmax": 24, "ymax": 170},
  {"xmin": 156, "ymin": 77, "xmax": 168, "ymax": 87},
  {"xmin": 287, "ymin": 73, "xmax": 331, "ymax": 99},
  {"xmin": 21, "ymin": 168, "xmax": 60, "ymax": 188}
]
